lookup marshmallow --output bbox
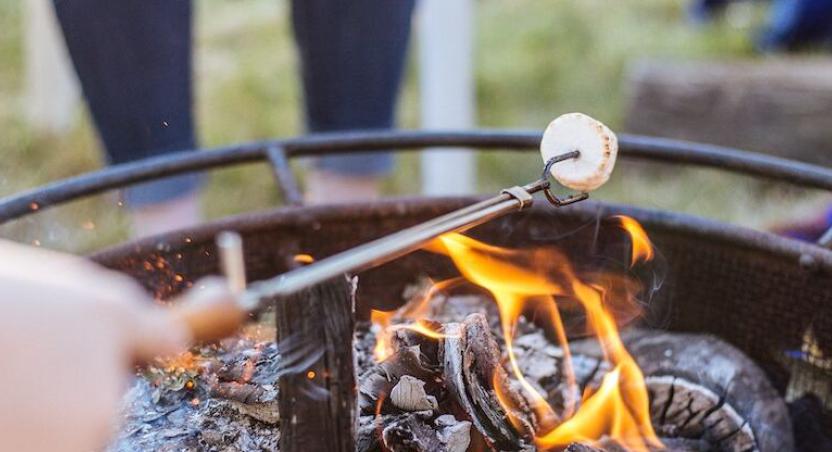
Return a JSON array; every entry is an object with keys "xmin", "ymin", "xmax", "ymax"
[{"xmin": 540, "ymin": 113, "xmax": 618, "ymax": 192}]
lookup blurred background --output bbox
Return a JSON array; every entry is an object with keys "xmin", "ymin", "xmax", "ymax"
[{"xmin": 1, "ymin": 0, "xmax": 831, "ymax": 252}]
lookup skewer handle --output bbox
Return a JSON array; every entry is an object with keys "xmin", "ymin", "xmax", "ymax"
[
  {"xmin": 217, "ymin": 231, "xmax": 247, "ymax": 293},
  {"xmin": 171, "ymin": 287, "xmax": 248, "ymax": 344}
]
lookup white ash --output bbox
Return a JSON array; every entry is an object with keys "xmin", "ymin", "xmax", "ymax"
[
  {"xmin": 513, "ymin": 330, "xmax": 561, "ymax": 383},
  {"xmin": 434, "ymin": 415, "xmax": 472, "ymax": 452},
  {"xmin": 110, "ymin": 339, "xmax": 280, "ymax": 452},
  {"xmin": 391, "ymin": 375, "xmax": 439, "ymax": 412},
  {"xmin": 377, "ymin": 410, "xmax": 472, "ymax": 452}
]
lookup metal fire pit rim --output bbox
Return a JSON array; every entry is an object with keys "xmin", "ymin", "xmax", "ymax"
[
  {"xmin": 91, "ymin": 196, "xmax": 832, "ymax": 274},
  {"xmin": 4, "ymin": 129, "xmax": 832, "ymax": 224}
]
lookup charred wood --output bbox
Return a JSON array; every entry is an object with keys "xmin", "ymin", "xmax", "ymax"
[
  {"xmin": 274, "ymin": 276, "xmax": 357, "ymax": 452},
  {"xmin": 358, "ymin": 343, "xmax": 440, "ymax": 415},
  {"xmin": 441, "ymin": 313, "xmax": 533, "ymax": 450}
]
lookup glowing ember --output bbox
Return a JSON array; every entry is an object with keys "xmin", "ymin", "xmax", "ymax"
[
  {"xmin": 371, "ymin": 309, "xmax": 395, "ymax": 361},
  {"xmin": 294, "ymin": 253, "xmax": 315, "ymax": 264},
  {"xmin": 239, "ymin": 342, "xmax": 265, "ymax": 383},
  {"xmin": 389, "ymin": 320, "xmax": 460, "ymax": 340},
  {"xmin": 370, "ymin": 277, "xmax": 465, "ymax": 361},
  {"xmin": 155, "ymin": 351, "xmax": 199, "ymax": 373},
  {"xmin": 374, "ymin": 392, "xmax": 388, "ymax": 440}
]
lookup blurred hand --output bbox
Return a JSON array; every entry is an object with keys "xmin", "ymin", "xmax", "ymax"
[{"xmin": 0, "ymin": 239, "xmax": 196, "ymax": 452}]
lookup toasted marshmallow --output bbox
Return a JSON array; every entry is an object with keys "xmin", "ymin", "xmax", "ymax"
[{"xmin": 541, "ymin": 113, "xmax": 618, "ymax": 192}]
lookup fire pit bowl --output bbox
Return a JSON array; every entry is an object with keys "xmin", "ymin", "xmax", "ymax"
[{"xmin": 3, "ymin": 130, "xmax": 832, "ymax": 449}]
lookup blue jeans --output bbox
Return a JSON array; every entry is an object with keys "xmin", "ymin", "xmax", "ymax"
[
  {"xmin": 759, "ymin": 0, "xmax": 832, "ymax": 50},
  {"xmin": 689, "ymin": 0, "xmax": 832, "ymax": 50},
  {"xmin": 53, "ymin": 0, "xmax": 415, "ymax": 206}
]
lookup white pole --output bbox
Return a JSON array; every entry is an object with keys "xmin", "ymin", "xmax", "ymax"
[
  {"xmin": 418, "ymin": 0, "xmax": 476, "ymax": 196},
  {"xmin": 24, "ymin": 0, "xmax": 79, "ymax": 133}
]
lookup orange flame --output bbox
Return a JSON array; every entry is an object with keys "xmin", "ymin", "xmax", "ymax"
[
  {"xmin": 371, "ymin": 309, "xmax": 395, "ymax": 361},
  {"xmin": 426, "ymin": 220, "xmax": 661, "ymax": 451},
  {"xmin": 615, "ymin": 215, "xmax": 654, "ymax": 266},
  {"xmin": 157, "ymin": 351, "xmax": 199, "ymax": 374},
  {"xmin": 493, "ymin": 371, "xmax": 535, "ymax": 433},
  {"xmin": 370, "ymin": 277, "xmax": 465, "ymax": 362},
  {"xmin": 390, "ymin": 320, "xmax": 460, "ymax": 340},
  {"xmin": 397, "ymin": 277, "xmax": 465, "ymax": 320}
]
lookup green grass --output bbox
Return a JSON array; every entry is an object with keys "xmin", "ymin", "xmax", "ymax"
[{"xmin": 0, "ymin": 0, "xmax": 827, "ymax": 253}]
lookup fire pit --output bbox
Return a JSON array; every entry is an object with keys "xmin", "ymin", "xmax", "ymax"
[{"xmin": 3, "ymin": 130, "xmax": 832, "ymax": 451}]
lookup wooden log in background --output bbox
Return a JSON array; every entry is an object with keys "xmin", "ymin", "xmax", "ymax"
[
  {"xmin": 275, "ymin": 276, "xmax": 356, "ymax": 452},
  {"xmin": 624, "ymin": 58, "xmax": 832, "ymax": 165}
]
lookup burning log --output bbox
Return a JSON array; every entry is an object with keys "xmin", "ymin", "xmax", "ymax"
[
  {"xmin": 441, "ymin": 313, "xmax": 534, "ymax": 450},
  {"xmin": 357, "ymin": 313, "xmax": 533, "ymax": 452},
  {"xmin": 565, "ymin": 330, "xmax": 795, "ymax": 452},
  {"xmin": 631, "ymin": 331, "xmax": 793, "ymax": 452},
  {"xmin": 274, "ymin": 276, "xmax": 357, "ymax": 452},
  {"xmin": 356, "ymin": 322, "xmax": 473, "ymax": 452},
  {"xmin": 357, "ymin": 341, "xmax": 439, "ymax": 415}
]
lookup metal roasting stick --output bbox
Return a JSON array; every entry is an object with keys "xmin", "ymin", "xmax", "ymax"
[
  {"xmin": 185, "ymin": 171, "xmax": 567, "ymax": 344},
  {"xmin": 230, "ymin": 151, "xmax": 583, "ymax": 312}
]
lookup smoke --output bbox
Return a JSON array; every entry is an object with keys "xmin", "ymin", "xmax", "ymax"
[{"xmin": 274, "ymin": 332, "xmax": 325, "ymax": 379}]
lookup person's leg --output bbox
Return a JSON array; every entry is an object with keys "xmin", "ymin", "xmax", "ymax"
[
  {"xmin": 688, "ymin": 0, "xmax": 731, "ymax": 24},
  {"xmin": 290, "ymin": 0, "xmax": 416, "ymax": 203},
  {"xmin": 758, "ymin": 0, "xmax": 832, "ymax": 51},
  {"xmin": 53, "ymin": 0, "xmax": 200, "ymax": 236}
]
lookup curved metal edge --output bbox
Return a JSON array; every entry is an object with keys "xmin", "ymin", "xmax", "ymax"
[
  {"xmin": 620, "ymin": 134, "xmax": 832, "ymax": 191},
  {"xmin": 0, "ymin": 131, "xmax": 532, "ymax": 223},
  {"xmin": 91, "ymin": 196, "xmax": 832, "ymax": 275},
  {"xmin": 4, "ymin": 129, "xmax": 832, "ymax": 224}
]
